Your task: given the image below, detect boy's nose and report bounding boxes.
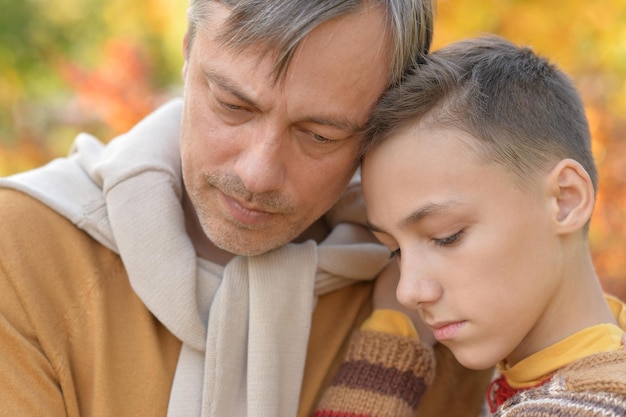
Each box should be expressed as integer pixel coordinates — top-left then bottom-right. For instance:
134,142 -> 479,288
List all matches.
396,256 -> 443,308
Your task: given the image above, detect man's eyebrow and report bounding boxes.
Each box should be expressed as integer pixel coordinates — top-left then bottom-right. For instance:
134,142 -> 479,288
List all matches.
204,69 -> 259,108
304,115 -> 362,133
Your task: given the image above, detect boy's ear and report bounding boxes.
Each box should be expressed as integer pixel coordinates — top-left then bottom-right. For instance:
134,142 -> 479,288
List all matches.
546,158 -> 595,234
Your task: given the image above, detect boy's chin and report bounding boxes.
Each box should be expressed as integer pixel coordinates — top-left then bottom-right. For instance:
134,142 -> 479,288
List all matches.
448,345 -> 500,371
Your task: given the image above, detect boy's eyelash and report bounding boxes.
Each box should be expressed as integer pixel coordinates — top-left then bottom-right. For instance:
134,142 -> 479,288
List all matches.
387,230 -> 465,258
434,230 -> 465,247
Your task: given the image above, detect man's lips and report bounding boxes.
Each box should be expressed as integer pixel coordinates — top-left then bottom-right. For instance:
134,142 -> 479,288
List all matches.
221,192 -> 274,226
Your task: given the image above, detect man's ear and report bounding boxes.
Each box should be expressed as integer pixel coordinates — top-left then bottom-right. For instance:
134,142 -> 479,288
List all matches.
546,158 -> 595,234
182,31 -> 190,82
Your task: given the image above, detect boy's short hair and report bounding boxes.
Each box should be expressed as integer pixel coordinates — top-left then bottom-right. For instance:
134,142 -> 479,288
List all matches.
363,35 -> 598,194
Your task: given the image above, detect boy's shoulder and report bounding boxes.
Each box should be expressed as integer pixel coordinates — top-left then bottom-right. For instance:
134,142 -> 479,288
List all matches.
496,351 -> 626,416
559,350 -> 626,393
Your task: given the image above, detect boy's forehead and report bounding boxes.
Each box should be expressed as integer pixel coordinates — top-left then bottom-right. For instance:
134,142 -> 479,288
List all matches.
370,119 -> 480,157
362,121 -> 544,225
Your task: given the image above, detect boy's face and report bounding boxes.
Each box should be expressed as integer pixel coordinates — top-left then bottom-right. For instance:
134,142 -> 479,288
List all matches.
179,2 -> 392,257
362,122 -> 567,370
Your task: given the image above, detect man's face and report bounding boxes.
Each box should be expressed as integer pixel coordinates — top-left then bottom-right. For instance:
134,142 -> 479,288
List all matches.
363,123 -> 565,370
180,3 -> 391,256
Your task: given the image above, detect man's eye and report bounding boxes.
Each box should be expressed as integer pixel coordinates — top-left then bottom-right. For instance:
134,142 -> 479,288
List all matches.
433,230 -> 464,247
220,101 -> 244,111
311,133 -> 338,144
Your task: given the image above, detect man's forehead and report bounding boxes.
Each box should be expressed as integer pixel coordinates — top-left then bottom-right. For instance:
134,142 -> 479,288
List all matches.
193,3 -> 391,127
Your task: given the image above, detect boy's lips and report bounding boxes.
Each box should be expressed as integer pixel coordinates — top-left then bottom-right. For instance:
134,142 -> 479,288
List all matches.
427,320 -> 466,341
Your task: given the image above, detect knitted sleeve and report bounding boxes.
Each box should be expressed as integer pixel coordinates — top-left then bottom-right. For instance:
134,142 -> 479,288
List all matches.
313,329 -> 436,417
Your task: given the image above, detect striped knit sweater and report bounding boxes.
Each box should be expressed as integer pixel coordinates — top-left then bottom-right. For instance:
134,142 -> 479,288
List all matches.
494,350 -> 626,416
313,330 -> 435,417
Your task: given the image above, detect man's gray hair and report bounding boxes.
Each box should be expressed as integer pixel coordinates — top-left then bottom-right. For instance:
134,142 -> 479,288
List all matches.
186,0 -> 434,85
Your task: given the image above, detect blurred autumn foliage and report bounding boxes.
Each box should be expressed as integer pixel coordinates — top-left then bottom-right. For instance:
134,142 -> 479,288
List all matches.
1,0 -> 625,296
0,0 -> 187,172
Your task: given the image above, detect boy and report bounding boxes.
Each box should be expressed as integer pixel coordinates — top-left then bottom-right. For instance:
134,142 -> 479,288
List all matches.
317,35 -> 626,415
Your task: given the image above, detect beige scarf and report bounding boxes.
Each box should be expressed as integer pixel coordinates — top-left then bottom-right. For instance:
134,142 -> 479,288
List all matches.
0,100 -> 389,417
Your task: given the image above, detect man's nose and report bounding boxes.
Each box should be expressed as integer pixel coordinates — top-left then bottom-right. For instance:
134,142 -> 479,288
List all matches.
234,126 -> 287,194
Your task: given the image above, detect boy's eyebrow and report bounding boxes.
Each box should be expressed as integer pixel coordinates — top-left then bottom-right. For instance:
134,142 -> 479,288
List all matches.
401,201 -> 461,227
366,220 -> 385,233
204,69 -> 361,134
367,200 -> 462,233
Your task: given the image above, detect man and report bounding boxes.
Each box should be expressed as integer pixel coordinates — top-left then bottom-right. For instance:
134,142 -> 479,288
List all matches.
0,1 -> 487,416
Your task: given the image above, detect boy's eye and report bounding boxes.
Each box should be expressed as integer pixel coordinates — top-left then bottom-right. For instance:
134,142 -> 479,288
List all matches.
390,248 -> 401,259
433,230 -> 464,247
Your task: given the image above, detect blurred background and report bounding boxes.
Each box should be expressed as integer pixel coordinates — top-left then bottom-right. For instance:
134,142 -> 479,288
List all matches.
1,0 -> 625,297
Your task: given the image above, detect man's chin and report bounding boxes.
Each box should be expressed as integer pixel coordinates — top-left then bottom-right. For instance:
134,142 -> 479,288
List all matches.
216,242 -> 283,257
210,230 -> 296,257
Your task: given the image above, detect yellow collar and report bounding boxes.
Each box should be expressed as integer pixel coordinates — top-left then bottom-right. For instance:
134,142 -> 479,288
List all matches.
499,295 -> 626,388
